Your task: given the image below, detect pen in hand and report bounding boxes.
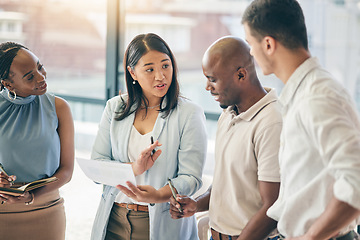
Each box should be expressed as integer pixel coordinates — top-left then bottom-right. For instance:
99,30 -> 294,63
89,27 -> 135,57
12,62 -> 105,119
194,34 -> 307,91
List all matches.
168,178 -> 183,213
0,163 -> 14,185
150,136 -> 156,154
0,163 -> 9,176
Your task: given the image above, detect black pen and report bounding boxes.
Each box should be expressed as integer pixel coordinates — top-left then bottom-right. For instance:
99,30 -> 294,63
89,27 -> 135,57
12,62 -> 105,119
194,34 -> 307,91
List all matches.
0,163 -> 9,176
168,178 -> 183,213
150,136 -> 156,154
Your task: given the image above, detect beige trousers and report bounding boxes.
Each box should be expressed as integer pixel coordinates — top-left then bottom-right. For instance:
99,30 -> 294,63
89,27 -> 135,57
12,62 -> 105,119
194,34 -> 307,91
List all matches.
105,203 -> 150,240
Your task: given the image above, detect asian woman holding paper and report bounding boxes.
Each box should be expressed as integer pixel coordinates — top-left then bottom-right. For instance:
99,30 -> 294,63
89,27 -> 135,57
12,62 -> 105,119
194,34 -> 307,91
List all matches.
90,33 -> 207,240
0,42 -> 74,240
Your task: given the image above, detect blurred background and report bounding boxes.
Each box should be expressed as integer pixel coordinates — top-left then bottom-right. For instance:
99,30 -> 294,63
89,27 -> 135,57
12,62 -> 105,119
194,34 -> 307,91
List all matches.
1,0 -> 360,239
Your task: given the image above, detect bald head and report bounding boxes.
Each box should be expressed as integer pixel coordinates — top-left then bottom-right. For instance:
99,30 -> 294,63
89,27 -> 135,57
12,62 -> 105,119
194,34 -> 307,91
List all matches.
202,36 -> 253,72
203,36 -> 265,112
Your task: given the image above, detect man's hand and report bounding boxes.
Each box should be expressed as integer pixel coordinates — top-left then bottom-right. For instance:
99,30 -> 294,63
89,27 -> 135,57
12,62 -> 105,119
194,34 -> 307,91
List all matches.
170,195 -> 197,219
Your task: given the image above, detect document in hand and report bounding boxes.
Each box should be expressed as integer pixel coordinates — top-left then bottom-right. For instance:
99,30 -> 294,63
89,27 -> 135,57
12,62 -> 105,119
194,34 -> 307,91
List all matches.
0,177 -> 58,196
76,158 -> 136,187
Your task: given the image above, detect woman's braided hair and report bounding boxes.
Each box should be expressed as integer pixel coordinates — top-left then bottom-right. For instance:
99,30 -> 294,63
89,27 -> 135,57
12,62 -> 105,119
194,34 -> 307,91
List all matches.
0,42 -> 28,90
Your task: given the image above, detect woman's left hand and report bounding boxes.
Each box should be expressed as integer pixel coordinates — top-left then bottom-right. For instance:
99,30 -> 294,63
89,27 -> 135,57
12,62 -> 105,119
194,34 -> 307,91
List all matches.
132,140 -> 162,176
117,181 -> 161,203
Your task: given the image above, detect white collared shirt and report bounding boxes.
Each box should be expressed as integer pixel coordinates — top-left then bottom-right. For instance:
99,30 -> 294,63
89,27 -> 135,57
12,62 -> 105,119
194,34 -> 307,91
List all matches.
267,57 -> 360,237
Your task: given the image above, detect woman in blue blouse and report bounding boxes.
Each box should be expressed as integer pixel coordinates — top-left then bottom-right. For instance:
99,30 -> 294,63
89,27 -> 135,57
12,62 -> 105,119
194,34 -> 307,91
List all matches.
90,33 -> 207,240
0,42 -> 74,239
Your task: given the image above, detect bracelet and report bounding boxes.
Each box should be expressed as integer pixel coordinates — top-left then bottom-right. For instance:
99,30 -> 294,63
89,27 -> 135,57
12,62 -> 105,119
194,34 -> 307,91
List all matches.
25,191 -> 34,205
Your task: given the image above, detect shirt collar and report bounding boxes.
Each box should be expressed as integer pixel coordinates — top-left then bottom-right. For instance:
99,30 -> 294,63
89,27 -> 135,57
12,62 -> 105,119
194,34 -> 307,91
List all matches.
226,87 -> 278,122
279,57 -> 320,108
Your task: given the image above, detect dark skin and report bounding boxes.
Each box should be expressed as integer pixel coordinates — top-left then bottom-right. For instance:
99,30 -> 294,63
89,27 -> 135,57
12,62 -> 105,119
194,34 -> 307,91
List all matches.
170,37 -> 280,240
0,48 -> 74,205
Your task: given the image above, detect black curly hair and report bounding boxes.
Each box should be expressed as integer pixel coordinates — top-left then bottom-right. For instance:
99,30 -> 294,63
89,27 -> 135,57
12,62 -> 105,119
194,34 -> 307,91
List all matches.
0,42 -> 28,90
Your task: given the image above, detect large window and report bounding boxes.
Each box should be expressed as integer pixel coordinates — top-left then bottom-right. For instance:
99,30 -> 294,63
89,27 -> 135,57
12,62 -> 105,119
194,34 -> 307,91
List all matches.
1,0 -> 360,239
0,1 -> 107,239
112,0 -> 360,137
0,0 -> 107,123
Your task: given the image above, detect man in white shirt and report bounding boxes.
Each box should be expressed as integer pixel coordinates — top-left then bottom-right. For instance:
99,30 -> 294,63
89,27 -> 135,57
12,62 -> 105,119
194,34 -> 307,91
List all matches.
242,0 -> 360,239
170,36 -> 282,240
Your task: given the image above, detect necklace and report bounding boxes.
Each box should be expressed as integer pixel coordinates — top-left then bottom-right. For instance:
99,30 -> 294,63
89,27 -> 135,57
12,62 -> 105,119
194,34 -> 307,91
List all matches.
141,103 -> 160,109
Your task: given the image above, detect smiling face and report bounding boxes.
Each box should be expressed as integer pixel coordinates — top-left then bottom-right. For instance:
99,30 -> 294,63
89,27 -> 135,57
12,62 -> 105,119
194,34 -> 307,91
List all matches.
4,48 -> 47,97
203,53 -> 239,109
128,50 -> 173,105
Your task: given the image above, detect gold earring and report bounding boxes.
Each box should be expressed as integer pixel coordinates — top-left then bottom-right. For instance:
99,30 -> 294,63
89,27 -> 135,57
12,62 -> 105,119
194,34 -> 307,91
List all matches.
8,90 -> 17,101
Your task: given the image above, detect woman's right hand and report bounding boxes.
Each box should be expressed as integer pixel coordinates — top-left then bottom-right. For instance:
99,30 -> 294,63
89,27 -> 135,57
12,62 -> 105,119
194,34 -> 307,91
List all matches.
0,172 -> 16,188
0,191 -> 33,205
0,172 -> 19,205
132,140 -> 162,176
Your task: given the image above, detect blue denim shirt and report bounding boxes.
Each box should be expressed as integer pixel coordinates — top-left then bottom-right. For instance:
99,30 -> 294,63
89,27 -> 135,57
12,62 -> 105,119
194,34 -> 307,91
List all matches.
90,95 -> 207,240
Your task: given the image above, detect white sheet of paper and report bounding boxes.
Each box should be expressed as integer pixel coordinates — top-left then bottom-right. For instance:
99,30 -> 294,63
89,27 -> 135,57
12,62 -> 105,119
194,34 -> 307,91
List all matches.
76,158 -> 136,187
